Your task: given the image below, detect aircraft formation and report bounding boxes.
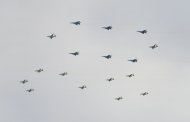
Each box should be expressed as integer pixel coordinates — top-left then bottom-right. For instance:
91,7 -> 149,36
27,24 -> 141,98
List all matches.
19,21 -> 159,101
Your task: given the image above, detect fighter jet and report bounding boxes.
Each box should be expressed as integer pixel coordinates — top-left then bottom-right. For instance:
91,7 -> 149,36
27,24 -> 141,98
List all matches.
141,92 -> 149,96
20,79 -> 28,84
69,52 -> 79,56
71,21 -> 81,25
137,30 -> 147,34
106,78 -> 114,82
126,74 -> 134,78
115,97 -> 123,100
102,55 -> 112,59
78,85 -> 87,89
35,69 -> 43,73
26,89 -> 34,92
149,44 -> 158,49
59,72 -> 68,76
128,59 -> 138,63
102,26 -> 112,30
47,34 -> 56,39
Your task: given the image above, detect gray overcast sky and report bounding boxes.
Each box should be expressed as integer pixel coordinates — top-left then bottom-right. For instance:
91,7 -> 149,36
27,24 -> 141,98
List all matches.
0,0 -> 190,122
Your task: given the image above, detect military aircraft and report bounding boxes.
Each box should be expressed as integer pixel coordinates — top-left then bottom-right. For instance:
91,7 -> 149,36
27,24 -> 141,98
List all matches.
35,69 -> 43,73
126,74 -> 134,78
59,72 -> 68,76
78,85 -> 87,89
141,92 -> 149,96
26,89 -> 34,92
106,78 -> 114,82
69,52 -> 79,56
149,44 -> 158,49
128,59 -> 138,62
102,26 -> 112,30
137,30 -> 147,34
47,34 -> 56,39
20,79 -> 28,84
71,21 -> 81,25
102,55 -> 112,59
115,97 -> 123,100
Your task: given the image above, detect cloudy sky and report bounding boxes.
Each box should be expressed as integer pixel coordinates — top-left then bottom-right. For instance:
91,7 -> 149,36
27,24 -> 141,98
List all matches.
0,0 -> 190,122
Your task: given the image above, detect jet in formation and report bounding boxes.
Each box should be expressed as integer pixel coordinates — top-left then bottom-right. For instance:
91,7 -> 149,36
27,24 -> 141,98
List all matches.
137,30 -> 147,34
126,74 -> 134,78
20,79 -> 28,84
47,34 -> 56,39
69,52 -> 79,56
128,59 -> 138,63
102,26 -> 112,30
102,55 -> 112,59
115,97 -> 123,100
107,78 -> 114,82
26,89 -> 34,92
149,44 -> 158,49
71,21 -> 81,25
59,72 -> 68,76
141,92 -> 149,96
35,69 -> 44,73
79,85 -> 87,89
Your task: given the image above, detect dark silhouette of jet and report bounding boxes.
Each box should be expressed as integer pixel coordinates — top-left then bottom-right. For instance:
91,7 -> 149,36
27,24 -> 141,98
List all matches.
102,26 -> 112,30
78,85 -> 87,89
47,34 -> 56,39
126,74 -> 134,78
69,52 -> 79,56
35,69 -> 43,73
115,97 -> 123,100
106,78 -> 114,82
59,72 -> 68,76
71,21 -> 81,25
141,92 -> 149,96
149,44 -> 158,49
26,89 -> 34,92
137,30 -> 147,34
128,59 -> 138,63
20,79 -> 28,84
102,55 -> 112,59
